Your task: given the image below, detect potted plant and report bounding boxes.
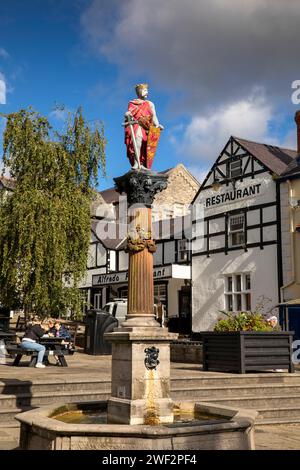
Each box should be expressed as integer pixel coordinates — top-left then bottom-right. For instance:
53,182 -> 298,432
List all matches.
201,311 -> 294,373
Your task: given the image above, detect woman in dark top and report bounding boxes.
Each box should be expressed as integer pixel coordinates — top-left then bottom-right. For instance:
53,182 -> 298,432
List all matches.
21,316 -> 47,368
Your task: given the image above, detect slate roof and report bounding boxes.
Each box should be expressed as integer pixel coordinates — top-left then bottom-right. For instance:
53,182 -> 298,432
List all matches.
234,137 -> 298,176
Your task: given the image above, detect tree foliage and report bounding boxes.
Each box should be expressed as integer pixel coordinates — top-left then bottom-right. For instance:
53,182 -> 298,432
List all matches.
0,107 -> 106,318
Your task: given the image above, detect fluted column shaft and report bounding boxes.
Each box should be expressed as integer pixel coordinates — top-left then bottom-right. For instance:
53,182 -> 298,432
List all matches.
127,207 -> 153,315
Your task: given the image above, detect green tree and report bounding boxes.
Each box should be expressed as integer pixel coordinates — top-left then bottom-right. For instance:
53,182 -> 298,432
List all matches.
0,107 -> 106,318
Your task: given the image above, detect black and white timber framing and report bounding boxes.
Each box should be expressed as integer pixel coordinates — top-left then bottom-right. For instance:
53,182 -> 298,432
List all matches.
192,135 -> 297,332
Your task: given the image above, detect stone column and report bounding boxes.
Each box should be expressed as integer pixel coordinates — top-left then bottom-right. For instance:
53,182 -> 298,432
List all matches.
126,206 -> 156,327
105,169 -> 178,425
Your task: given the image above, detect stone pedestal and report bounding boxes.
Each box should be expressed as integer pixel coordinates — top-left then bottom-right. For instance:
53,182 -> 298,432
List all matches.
105,169 -> 178,425
107,329 -> 177,425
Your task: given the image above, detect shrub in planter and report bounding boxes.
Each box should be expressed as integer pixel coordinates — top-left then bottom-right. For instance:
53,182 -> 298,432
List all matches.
213,311 -> 275,332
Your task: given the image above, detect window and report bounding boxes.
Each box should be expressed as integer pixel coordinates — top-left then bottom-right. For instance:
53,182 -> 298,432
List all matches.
177,239 -> 189,262
229,214 -> 245,247
224,273 -> 251,312
245,274 -> 251,290
118,288 -> 128,299
229,159 -> 242,178
236,274 -> 241,292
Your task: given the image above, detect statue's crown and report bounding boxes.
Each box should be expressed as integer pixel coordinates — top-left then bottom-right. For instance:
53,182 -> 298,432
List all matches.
135,83 -> 148,92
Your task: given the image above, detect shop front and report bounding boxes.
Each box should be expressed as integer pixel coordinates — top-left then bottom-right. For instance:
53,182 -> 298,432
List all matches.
90,264 -> 191,334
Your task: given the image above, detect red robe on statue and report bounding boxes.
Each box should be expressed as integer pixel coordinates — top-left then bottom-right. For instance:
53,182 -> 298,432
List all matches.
125,99 -> 153,168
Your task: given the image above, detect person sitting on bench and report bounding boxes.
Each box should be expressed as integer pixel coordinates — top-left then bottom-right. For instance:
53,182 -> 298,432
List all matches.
21,316 -> 48,368
48,319 -> 72,365
48,319 -> 71,340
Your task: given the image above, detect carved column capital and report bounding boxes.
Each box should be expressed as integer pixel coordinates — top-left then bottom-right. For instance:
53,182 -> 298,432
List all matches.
114,169 -> 168,207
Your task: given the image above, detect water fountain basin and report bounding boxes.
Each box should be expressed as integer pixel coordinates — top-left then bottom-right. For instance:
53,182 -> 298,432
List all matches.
16,400 -> 257,450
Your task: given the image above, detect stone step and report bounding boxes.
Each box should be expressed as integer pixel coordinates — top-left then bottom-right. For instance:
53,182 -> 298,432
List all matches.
203,394 -> 300,409
171,373 -> 300,388
0,378 -> 111,395
171,383 -> 300,399
1,373 -> 300,395
0,389 -> 111,408
256,417 -> 300,426
0,407 -> 32,424
256,406 -> 300,420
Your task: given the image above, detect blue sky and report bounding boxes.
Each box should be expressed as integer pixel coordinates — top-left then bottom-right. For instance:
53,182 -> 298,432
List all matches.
1,0 -> 300,189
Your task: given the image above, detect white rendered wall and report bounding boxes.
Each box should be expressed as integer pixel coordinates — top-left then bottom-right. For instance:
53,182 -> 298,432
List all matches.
192,244 -> 279,331
118,251 -> 129,271
280,182 -> 293,287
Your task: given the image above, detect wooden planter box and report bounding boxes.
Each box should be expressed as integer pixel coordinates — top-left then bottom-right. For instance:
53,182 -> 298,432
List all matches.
201,331 -> 295,374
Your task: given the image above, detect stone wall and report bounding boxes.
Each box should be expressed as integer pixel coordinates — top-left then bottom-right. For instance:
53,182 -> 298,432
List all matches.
153,164 -> 200,218
170,341 -> 202,363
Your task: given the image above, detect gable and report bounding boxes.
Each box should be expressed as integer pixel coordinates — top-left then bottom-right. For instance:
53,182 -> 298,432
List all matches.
154,164 -> 199,207
194,136 -> 268,203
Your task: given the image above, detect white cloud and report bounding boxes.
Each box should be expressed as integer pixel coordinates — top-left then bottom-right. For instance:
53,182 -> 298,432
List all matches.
0,73 -> 6,104
174,88 -> 274,164
81,0 -> 300,181
50,109 -> 67,121
81,0 -> 300,111
49,106 -> 70,121
0,48 -> 9,60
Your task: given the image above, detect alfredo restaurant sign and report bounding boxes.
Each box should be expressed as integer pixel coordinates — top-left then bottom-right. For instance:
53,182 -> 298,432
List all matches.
92,266 -> 171,286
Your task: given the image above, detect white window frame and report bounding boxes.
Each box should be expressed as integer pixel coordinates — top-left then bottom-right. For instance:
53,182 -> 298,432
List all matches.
229,213 -> 245,247
224,273 -> 251,312
178,239 -> 189,262
229,159 -> 242,178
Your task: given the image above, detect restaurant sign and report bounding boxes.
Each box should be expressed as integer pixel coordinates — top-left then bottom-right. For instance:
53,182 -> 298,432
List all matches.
92,266 -> 172,286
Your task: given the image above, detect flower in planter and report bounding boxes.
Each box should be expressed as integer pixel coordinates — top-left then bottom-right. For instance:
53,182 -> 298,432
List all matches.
214,310 -> 277,332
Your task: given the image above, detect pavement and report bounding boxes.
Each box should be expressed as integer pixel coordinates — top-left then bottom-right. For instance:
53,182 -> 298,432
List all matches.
1,351 -> 300,451
255,424 -> 300,450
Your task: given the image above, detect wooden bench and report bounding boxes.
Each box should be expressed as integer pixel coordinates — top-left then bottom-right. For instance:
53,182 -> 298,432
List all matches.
5,341 -> 74,367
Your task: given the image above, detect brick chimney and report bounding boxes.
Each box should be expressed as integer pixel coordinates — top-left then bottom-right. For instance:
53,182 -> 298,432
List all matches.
295,110 -> 300,155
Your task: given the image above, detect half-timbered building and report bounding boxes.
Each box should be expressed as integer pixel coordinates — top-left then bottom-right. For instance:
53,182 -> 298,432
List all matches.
192,134 -> 299,332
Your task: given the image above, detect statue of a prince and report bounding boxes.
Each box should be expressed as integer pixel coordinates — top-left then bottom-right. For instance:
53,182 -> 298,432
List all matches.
124,83 -> 164,170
